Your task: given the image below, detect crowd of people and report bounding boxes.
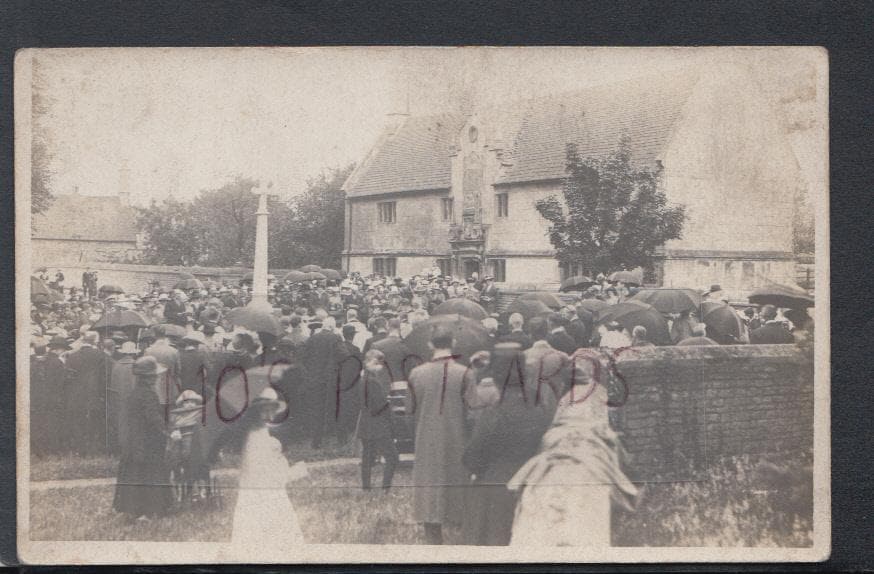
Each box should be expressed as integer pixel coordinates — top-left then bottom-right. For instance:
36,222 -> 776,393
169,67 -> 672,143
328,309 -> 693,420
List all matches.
29,265 -> 813,541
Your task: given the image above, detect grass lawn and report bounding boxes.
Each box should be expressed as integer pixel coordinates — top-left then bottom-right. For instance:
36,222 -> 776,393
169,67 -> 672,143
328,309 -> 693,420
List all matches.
30,463 -> 459,544
29,450 -> 812,547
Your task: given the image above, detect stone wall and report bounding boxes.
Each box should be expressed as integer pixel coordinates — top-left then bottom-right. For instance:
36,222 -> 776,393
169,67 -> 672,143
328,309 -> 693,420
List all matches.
609,344 -> 814,482
32,262 -> 293,295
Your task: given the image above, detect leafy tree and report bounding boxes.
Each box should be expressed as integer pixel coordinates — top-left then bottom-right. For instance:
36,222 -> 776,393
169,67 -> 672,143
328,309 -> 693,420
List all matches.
271,164 -> 355,269
31,57 -> 55,215
135,166 -> 354,269
535,138 -> 686,276
191,177 -> 259,266
135,198 -> 205,266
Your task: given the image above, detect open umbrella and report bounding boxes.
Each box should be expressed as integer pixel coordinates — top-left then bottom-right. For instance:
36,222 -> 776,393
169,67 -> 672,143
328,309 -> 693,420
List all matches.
98,284 -> 125,296
596,300 -> 671,345
153,323 -> 187,339
91,309 -> 149,330
305,271 -> 327,281
173,278 -> 204,291
320,268 -> 342,281
299,264 -> 322,273
560,275 -> 596,292
630,288 -> 702,314
506,298 -> 552,320
748,283 -> 813,309
700,301 -> 745,345
578,298 -> 610,314
283,270 -> 308,283
608,269 -> 643,285
432,298 -> 488,321
178,272 -> 196,279
516,291 -> 564,310
226,302 -> 283,337
404,313 -> 491,365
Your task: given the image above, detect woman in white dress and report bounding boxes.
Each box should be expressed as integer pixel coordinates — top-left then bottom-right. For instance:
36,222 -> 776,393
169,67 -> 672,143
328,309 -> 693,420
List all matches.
231,387 -> 306,548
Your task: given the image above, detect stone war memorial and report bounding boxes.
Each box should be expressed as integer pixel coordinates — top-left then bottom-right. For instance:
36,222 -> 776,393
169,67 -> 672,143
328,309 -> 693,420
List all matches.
16,47 -> 827,565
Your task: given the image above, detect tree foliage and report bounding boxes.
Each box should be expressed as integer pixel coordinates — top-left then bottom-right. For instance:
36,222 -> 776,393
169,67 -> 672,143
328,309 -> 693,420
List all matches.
31,57 -> 55,215
535,138 -> 687,276
135,166 -> 354,269
270,164 -> 354,270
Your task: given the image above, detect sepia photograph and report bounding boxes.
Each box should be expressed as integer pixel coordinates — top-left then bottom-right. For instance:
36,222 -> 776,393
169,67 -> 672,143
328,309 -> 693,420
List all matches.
15,46 -> 829,564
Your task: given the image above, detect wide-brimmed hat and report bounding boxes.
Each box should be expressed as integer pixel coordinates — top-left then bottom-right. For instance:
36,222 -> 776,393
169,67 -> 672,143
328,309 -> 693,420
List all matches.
181,330 -> 206,345
47,335 -> 71,350
132,356 -> 167,377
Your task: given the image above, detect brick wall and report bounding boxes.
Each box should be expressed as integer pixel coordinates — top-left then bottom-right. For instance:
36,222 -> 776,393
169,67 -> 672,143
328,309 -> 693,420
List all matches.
610,344 -> 814,482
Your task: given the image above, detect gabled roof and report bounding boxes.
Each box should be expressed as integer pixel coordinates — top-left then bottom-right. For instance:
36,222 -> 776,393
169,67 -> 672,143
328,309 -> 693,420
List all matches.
345,70 -> 702,197
344,113 -> 466,198
32,194 -> 138,242
497,71 -> 699,184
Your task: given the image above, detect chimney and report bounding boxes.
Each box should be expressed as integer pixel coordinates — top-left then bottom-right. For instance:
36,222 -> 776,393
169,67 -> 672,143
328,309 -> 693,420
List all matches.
118,163 -> 131,206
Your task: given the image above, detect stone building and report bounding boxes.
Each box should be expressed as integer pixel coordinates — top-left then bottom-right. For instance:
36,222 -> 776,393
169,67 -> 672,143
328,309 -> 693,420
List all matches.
31,192 -> 142,269
342,66 -> 802,297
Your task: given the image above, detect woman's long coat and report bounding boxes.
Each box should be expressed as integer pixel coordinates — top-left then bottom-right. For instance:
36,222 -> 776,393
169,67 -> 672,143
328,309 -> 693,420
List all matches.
113,379 -> 172,516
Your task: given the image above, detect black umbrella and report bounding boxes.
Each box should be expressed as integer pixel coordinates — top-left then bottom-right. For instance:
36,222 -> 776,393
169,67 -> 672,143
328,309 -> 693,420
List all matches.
283,270 -> 308,283
506,298 -> 552,320
560,275 -> 596,292
608,269 -> 643,285
516,291 -> 564,310
98,284 -> 125,296
305,271 -> 327,281
299,264 -> 322,273
578,298 -> 610,314
226,302 -> 283,337
404,314 -> 491,366
431,298 -> 488,320
320,269 -> 342,281
91,309 -> 149,330
597,300 -> 671,345
178,272 -> 196,280
748,283 -> 813,309
700,301 -> 745,345
631,288 -> 702,314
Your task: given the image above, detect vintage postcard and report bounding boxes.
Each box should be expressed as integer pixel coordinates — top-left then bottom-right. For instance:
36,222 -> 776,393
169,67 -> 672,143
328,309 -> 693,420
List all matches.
15,46 -> 829,564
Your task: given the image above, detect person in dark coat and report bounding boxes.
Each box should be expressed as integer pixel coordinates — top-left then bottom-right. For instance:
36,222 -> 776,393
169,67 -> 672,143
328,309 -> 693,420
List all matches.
30,336 -> 70,456
357,349 -> 399,490
162,291 -> 189,326
113,356 -> 172,519
479,275 -> 499,315
362,316 -> 388,354
179,331 -> 210,398
336,325 -> 364,441
370,318 -> 412,381
497,312 -> 532,350
302,322 -> 351,448
749,305 -> 795,344
107,341 -> 139,455
546,313 -> 578,355
64,331 -> 114,454
562,306 -> 591,348
462,345 -> 554,545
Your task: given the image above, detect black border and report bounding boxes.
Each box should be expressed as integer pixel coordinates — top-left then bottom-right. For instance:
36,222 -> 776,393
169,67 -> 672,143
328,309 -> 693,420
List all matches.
2,1 -> 872,571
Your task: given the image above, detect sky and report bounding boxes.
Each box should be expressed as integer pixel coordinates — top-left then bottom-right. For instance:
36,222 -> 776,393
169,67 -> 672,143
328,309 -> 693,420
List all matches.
28,47 -> 826,206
